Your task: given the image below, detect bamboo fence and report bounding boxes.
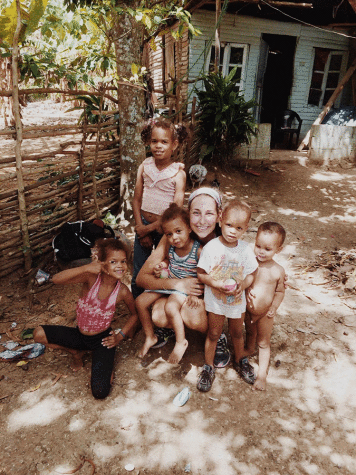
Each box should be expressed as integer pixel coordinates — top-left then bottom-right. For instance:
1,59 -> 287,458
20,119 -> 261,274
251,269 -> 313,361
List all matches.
0,88 -> 121,278
0,47 -> 198,279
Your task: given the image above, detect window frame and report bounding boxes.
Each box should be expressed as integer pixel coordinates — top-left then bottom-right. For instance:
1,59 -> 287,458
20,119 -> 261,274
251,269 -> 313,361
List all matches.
308,48 -> 348,108
205,42 -> 249,91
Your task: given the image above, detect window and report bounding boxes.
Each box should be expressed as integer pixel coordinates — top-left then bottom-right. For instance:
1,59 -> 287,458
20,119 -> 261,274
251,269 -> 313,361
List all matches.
206,43 -> 248,91
308,48 -> 347,107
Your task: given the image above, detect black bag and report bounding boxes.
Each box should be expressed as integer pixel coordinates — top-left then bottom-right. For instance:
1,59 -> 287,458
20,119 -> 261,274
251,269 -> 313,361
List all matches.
52,220 -> 115,262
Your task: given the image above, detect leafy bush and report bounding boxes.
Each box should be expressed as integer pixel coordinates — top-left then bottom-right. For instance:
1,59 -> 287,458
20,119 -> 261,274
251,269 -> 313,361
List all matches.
195,67 -> 256,167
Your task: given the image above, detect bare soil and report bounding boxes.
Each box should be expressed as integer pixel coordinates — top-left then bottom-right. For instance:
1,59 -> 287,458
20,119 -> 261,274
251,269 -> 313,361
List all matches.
1,103 -> 356,475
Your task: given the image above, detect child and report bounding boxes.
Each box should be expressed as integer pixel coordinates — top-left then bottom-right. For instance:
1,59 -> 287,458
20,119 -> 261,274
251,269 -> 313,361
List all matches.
137,203 -> 202,363
131,117 -> 187,299
196,200 -> 258,392
33,238 -> 138,399
245,222 -> 286,391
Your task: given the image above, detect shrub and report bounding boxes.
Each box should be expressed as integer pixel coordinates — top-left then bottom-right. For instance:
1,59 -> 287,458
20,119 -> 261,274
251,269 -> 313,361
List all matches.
195,66 -> 256,167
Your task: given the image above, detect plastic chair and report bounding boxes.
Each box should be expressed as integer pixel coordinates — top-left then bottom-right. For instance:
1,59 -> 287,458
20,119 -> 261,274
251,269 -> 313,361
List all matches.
272,109 -> 303,149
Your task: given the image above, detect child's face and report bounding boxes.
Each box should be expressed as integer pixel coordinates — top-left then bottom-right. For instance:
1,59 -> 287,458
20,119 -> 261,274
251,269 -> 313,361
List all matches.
219,208 -> 249,246
162,217 -> 191,249
102,249 -> 128,280
150,127 -> 178,162
254,231 -> 282,263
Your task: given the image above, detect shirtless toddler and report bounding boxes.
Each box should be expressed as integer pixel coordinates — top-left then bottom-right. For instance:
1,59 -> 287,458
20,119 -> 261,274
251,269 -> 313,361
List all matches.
245,222 -> 286,391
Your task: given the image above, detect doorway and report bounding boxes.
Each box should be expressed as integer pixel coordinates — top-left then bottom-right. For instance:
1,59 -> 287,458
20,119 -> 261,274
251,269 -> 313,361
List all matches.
258,34 -> 297,129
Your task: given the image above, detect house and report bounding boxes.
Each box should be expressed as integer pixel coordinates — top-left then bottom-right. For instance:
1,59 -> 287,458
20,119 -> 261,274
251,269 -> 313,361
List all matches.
145,0 -> 356,151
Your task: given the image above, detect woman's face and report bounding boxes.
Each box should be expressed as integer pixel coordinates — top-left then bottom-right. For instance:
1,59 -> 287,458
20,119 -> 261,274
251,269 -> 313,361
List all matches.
189,195 -> 219,243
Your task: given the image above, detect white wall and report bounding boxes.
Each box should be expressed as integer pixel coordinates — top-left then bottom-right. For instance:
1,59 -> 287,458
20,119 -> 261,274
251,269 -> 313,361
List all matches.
188,11 -> 351,138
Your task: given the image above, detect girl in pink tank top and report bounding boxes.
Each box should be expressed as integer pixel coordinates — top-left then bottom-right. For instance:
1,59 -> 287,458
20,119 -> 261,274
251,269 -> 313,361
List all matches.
131,117 -> 188,299
33,238 -> 138,399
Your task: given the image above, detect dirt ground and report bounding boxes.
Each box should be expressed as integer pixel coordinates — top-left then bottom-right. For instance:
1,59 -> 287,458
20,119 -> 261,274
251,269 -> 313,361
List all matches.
1,104 -> 356,475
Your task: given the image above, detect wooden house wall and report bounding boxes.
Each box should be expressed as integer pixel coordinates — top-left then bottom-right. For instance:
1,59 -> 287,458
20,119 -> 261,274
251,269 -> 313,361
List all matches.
188,11 -> 351,137
145,28 -> 190,115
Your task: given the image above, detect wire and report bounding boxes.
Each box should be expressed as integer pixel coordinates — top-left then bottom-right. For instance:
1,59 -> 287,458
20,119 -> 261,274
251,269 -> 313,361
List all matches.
260,0 -> 356,39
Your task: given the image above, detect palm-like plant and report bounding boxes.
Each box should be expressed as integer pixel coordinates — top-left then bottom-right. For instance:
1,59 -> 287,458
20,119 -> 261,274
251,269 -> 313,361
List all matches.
195,66 -> 256,167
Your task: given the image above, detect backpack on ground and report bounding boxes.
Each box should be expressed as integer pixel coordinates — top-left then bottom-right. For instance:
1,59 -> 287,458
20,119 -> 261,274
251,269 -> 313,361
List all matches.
52,219 -> 115,263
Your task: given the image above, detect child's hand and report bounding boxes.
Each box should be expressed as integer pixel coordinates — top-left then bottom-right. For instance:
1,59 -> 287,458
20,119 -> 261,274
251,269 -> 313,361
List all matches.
85,261 -> 103,275
139,235 -> 153,250
102,331 -> 122,349
154,261 -> 168,278
135,223 -> 149,239
266,308 -> 276,319
185,295 -> 201,309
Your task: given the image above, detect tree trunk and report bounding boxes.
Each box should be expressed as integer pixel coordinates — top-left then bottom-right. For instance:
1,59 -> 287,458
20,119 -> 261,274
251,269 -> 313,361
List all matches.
113,5 -> 146,227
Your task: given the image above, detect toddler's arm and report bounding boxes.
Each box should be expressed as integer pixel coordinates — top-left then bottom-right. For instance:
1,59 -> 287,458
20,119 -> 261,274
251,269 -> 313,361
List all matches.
52,261 -> 102,285
197,268 -> 226,292
266,268 -> 286,318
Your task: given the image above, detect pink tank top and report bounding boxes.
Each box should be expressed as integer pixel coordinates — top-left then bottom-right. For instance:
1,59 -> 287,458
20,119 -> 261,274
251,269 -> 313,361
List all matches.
141,157 -> 183,216
76,274 -> 121,333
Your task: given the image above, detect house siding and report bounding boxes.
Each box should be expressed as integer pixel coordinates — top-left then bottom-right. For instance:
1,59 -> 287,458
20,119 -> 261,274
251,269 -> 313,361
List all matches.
188,11 -> 351,137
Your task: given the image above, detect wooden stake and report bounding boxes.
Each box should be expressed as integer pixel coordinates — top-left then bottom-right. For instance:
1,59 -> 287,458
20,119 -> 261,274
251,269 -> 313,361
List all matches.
12,0 -> 31,271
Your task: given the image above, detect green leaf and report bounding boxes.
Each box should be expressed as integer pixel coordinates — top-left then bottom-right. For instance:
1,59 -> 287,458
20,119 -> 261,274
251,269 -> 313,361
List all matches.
30,62 -> 39,77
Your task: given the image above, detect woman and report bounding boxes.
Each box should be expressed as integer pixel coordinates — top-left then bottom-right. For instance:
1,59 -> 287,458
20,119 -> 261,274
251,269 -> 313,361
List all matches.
136,187 -> 239,369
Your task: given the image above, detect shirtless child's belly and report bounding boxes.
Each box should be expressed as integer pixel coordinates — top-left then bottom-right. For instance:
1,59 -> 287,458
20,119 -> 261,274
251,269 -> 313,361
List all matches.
247,272 -> 277,318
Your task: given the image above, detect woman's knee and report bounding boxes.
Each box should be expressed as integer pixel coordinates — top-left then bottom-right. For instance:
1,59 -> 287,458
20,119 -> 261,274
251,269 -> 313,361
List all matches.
33,326 -> 48,344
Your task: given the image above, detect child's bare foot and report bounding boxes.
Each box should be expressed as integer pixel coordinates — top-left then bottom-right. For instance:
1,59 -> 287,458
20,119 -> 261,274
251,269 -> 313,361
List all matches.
138,335 -> 158,358
168,339 -> 188,364
252,374 -> 267,391
70,351 -> 84,372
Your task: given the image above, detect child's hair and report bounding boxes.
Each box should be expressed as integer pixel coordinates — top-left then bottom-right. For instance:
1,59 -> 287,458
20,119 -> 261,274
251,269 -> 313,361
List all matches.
93,238 -> 129,262
161,203 -> 190,230
257,222 -> 286,246
141,117 -> 189,145
222,200 -> 251,221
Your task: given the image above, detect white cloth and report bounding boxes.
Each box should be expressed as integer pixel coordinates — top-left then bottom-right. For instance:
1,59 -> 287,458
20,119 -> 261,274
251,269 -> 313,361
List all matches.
198,237 -> 258,318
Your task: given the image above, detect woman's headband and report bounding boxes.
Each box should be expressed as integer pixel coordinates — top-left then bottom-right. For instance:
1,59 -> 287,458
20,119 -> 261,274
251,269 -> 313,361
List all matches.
188,187 -> 222,208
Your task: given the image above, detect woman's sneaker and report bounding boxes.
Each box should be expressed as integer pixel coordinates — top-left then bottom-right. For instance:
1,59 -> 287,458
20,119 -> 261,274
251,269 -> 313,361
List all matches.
213,333 -> 231,368
151,328 -> 175,349
197,364 -> 215,392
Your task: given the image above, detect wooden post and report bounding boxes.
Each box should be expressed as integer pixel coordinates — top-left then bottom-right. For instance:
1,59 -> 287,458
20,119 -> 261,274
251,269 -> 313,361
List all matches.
13,0 -> 32,271
214,0 -> 221,73
78,116 -> 87,220
92,87 -> 105,218
298,58 -> 356,151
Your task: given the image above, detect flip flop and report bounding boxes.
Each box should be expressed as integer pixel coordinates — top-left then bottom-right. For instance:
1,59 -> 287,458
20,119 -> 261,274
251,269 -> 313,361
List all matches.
0,343 -> 45,362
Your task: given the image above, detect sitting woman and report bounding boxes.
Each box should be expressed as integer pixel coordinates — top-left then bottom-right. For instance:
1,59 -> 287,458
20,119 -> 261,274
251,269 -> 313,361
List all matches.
136,187 -> 246,370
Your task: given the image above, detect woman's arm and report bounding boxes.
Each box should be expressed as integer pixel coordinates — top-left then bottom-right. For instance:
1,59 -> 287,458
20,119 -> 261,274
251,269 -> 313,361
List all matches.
136,236 -> 204,296
52,261 -> 101,285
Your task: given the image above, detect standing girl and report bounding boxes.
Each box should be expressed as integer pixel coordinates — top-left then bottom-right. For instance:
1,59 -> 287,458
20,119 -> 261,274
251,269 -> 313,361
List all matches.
137,203 -> 202,363
33,238 -> 138,400
131,117 -> 187,299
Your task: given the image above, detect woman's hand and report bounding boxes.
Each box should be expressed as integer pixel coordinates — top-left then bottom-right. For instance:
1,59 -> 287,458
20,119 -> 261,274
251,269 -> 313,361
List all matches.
175,278 -> 204,296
